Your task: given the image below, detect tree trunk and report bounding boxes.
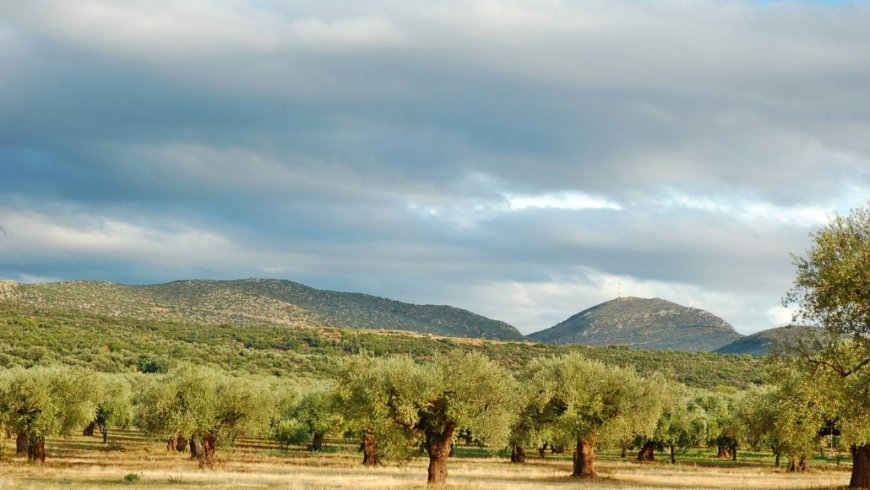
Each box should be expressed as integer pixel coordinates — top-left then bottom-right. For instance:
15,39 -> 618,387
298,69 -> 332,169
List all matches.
27,438 -> 45,462
510,445 -> 526,463
799,454 -> 809,472
425,425 -> 454,484
670,444 -> 676,464
98,422 -> 108,444
16,432 -> 27,455
717,444 -> 732,459
775,452 -> 781,468
199,435 -> 217,469
362,433 -> 380,466
620,445 -> 626,458
311,432 -> 324,452
571,438 -> 596,477
538,443 -> 547,459
731,443 -> 737,462
189,437 -> 201,460
637,440 -> 656,461
787,457 -> 797,472
851,444 -> 870,489
83,421 -> 96,437
176,434 -> 188,452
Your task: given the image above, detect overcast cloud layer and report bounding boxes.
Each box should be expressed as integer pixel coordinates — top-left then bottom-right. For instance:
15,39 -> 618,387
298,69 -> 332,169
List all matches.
2,0 -> 869,335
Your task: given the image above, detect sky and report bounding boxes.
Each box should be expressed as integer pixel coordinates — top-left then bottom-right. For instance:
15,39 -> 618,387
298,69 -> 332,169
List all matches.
1,0 -> 869,335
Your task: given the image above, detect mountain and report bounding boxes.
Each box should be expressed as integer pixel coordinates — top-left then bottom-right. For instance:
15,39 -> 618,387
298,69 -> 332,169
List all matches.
714,325 -> 823,356
0,278 -> 523,340
526,297 -> 742,352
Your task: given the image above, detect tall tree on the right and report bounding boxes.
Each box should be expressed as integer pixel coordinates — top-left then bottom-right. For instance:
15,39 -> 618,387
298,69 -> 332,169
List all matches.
785,205 -> 870,489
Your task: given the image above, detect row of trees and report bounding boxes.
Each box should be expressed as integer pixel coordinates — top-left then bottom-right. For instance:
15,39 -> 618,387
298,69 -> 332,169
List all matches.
0,353 -> 834,484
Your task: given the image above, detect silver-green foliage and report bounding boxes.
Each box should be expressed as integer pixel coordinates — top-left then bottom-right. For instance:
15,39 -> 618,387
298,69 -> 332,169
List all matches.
0,366 -> 96,446
334,351 -> 518,461
135,365 -> 273,445
523,353 -> 665,448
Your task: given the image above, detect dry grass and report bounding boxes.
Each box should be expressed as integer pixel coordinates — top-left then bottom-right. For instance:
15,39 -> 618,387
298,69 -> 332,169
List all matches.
0,431 -> 852,489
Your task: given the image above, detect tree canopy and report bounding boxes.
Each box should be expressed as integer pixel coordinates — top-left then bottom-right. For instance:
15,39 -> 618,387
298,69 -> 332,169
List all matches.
523,353 -> 666,477
334,351 -> 517,484
785,204 -> 870,488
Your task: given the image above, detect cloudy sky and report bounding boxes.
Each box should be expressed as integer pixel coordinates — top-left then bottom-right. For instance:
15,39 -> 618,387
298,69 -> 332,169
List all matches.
1,0 -> 869,335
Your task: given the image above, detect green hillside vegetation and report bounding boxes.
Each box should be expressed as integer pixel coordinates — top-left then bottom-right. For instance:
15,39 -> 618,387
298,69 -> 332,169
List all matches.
0,304 -> 761,389
528,297 -> 742,352
714,325 -> 823,356
0,278 -> 523,341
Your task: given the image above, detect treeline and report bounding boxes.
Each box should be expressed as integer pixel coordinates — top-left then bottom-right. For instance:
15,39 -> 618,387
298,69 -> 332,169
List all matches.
0,350 -> 838,484
0,304 -> 761,389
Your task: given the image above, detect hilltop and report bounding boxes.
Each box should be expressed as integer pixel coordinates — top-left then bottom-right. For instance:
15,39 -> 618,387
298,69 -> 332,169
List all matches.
527,297 -> 742,352
0,278 -> 523,341
714,325 -> 823,356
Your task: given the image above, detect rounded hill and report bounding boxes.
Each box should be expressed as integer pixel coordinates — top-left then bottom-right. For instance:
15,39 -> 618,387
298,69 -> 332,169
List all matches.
527,297 -> 742,352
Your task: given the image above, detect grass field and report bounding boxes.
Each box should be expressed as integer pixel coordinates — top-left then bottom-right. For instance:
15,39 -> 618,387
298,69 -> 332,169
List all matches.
0,431 -> 854,489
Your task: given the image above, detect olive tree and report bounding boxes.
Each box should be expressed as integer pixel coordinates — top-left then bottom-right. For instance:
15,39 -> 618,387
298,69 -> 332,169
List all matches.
335,351 -> 517,484
744,362 -> 824,470
136,365 -> 272,468
638,384 -> 706,464
524,353 -> 666,477
0,366 -> 96,462
273,383 -> 342,451
785,205 -> 870,488
694,390 -> 746,461
89,374 -> 133,444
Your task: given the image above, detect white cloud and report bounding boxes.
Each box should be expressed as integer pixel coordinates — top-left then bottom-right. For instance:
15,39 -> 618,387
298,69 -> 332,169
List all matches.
654,190 -> 861,227
766,305 -> 797,326
290,16 -> 403,47
505,192 -> 622,211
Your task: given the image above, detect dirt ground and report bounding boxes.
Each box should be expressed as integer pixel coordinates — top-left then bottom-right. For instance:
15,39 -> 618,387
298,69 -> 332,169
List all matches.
0,431 -> 852,489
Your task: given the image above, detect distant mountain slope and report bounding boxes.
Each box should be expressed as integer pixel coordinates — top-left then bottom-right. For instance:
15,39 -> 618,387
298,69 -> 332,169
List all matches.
527,297 -> 742,352
714,325 -> 822,356
0,278 -> 523,340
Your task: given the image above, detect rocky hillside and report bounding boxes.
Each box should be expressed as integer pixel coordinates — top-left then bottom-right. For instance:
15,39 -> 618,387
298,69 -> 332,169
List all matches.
0,278 -> 524,340
526,297 -> 742,352
714,325 -> 822,356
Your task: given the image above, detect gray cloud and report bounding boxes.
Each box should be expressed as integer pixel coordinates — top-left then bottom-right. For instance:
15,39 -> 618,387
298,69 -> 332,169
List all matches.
1,0 -> 869,334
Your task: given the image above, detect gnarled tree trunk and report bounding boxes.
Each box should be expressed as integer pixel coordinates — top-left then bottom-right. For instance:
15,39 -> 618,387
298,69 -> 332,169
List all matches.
175,434 -> 188,452
787,457 -> 797,472
538,443 -> 547,459
510,445 -> 526,463
311,432 -> 324,452
362,432 -> 380,466
16,432 -> 27,455
716,444 -> 732,459
83,421 -> 96,437
775,452 -> 781,467
189,437 -> 201,460
27,438 -> 45,462
199,435 -> 217,469
669,444 -> 676,464
425,425 -> 455,484
851,444 -> 870,489
637,440 -> 656,461
571,438 -> 596,477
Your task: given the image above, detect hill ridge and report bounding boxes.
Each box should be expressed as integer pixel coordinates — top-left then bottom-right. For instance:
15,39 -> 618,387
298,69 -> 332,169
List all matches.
0,278 -> 523,340
714,325 -> 822,356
